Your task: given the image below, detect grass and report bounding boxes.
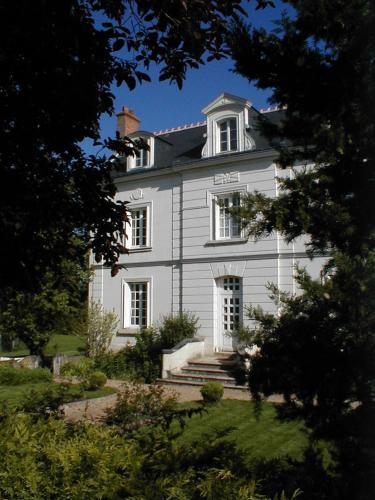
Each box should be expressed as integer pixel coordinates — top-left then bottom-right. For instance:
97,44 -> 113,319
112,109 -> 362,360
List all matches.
0,334 -> 85,357
0,382 -> 115,409
172,400 -> 309,464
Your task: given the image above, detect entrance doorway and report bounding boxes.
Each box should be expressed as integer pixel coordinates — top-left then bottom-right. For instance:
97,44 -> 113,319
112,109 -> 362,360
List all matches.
216,276 -> 242,351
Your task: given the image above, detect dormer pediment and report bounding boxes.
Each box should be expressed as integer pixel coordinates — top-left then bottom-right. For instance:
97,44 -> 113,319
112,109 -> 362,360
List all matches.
202,93 -> 251,115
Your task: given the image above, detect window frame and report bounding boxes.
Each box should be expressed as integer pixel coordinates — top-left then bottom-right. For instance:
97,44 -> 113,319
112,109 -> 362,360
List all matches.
205,186 -> 249,246
217,117 -> 238,153
122,278 -> 152,330
214,192 -> 243,240
214,192 -> 243,241
134,145 -> 149,168
127,202 -> 152,251
127,135 -> 154,170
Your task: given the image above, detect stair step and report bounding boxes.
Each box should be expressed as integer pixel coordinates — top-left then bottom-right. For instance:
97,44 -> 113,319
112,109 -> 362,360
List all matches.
157,378 -> 247,391
170,373 -> 237,384
187,361 -> 236,370
181,366 -> 233,376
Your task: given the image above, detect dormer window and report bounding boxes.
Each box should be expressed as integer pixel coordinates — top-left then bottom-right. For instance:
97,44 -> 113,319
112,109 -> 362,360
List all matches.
126,133 -> 155,170
201,93 -> 256,158
219,118 -> 238,153
135,145 -> 149,168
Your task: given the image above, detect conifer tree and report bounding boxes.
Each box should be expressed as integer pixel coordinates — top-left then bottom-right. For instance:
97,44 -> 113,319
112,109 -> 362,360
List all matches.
229,1 -> 375,496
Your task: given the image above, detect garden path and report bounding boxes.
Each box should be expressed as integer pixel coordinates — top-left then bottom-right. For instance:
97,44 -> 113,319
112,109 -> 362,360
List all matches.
63,379 -> 283,423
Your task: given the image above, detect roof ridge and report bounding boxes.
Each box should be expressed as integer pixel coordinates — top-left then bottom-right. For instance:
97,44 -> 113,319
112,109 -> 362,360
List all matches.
154,120 -> 206,136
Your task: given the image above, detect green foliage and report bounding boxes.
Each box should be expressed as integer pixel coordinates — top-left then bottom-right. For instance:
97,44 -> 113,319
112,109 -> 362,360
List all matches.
0,334 -> 86,357
0,239 -> 91,355
124,327 -> 162,382
85,371 -> 107,391
0,413 -> 135,499
227,1 -> 375,497
85,300 -> 119,358
105,382 -> 179,432
60,358 -> 95,379
60,358 -> 108,390
0,410 -> 306,500
159,311 -> 199,349
0,273 -> 85,355
0,0 -> 247,359
0,381 -> 115,411
236,257 -> 375,497
121,313 -> 200,382
0,0 -> 247,295
0,365 -> 52,385
17,383 -> 83,418
93,349 -> 134,380
201,381 -> 224,404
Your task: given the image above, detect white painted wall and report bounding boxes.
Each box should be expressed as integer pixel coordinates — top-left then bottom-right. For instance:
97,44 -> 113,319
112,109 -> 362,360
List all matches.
90,123 -> 327,352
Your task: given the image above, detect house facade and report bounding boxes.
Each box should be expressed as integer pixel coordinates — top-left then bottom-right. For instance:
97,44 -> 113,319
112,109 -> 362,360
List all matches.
90,93 -> 325,353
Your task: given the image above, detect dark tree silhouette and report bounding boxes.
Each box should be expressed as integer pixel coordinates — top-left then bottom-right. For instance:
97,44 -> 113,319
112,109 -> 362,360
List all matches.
228,1 -> 375,497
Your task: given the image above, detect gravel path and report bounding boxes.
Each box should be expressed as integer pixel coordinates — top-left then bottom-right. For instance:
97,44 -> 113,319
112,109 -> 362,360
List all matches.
63,379 -> 283,423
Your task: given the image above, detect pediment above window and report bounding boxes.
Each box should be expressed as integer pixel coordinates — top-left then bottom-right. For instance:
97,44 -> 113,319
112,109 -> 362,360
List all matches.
201,93 -> 256,158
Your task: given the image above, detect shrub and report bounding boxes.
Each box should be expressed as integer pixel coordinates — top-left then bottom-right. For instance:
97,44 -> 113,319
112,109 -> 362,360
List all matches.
85,300 -> 119,358
93,349 -> 135,380
91,314 -> 200,384
0,365 -> 52,385
200,382 -> 224,404
0,413 -> 135,499
105,382 -> 178,432
17,383 -> 83,418
159,312 -> 199,349
60,357 -> 94,378
124,327 -> 162,383
0,412 -> 311,499
85,371 -> 107,391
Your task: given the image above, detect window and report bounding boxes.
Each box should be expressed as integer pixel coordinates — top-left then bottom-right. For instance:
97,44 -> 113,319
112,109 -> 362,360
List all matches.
127,135 -> 154,169
130,207 -> 148,248
129,282 -> 148,327
122,279 -> 151,329
219,118 -> 237,152
135,146 -> 149,168
215,193 -> 241,239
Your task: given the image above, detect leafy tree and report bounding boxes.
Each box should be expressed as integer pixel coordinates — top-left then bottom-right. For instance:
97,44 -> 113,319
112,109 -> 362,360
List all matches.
0,0 -> 247,292
228,0 -> 375,497
0,237 -> 91,354
0,0 -> 250,353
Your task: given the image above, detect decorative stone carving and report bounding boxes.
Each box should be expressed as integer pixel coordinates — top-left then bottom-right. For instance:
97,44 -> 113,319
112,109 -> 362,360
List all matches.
130,188 -> 144,201
201,140 -> 208,158
244,130 -> 256,150
210,262 -> 246,279
214,172 -> 240,185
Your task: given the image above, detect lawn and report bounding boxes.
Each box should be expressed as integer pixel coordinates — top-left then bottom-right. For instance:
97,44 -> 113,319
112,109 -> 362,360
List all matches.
0,334 -> 85,357
0,382 -> 115,409
172,400 -> 309,463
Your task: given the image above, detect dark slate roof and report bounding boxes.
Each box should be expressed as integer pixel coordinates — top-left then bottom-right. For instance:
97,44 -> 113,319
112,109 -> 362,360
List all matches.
155,125 -> 206,168
113,108 -> 285,178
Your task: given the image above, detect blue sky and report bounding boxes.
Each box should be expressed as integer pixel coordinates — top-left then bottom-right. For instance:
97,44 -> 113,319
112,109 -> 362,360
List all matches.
85,2 -> 291,154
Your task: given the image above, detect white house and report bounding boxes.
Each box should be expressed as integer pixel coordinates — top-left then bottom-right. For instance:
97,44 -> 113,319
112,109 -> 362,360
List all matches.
90,93 -> 325,354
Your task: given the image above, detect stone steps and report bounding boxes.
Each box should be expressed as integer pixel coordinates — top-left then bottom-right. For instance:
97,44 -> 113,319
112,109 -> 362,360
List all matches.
158,353 -> 247,390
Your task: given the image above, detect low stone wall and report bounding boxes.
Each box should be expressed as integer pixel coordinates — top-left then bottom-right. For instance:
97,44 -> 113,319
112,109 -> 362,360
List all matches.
162,337 -> 205,378
19,355 -> 42,369
53,354 -> 82,375
0,355 -> 42,368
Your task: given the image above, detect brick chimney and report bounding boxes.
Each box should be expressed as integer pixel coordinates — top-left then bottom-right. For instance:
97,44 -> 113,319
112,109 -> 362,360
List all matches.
116,106 -> 140,137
